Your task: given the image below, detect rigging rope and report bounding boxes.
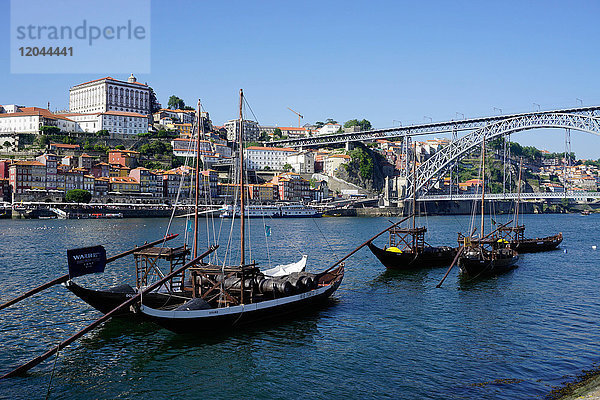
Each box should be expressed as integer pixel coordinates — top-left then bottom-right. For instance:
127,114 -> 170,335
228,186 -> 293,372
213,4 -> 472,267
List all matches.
45,343 -> 60,400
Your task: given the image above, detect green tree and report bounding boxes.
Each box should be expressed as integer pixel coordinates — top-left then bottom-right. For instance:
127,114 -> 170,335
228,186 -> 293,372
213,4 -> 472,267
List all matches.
66,189 -> 92,203
325,118 -> 338,125
139,141 -> 172,156
94,144 -> 109,153
167,95 -> 185,110
315,121 -> 325,129
283,163 -> 293,172
149,87 -> 161,113
348,148 -> 374,179
36,135 -> 50,146
96,129 -> 110,137
344,119 -> 372,131
156,128 -> 177,138
115,144 -> 125,150
39,126 -> 60,135
259,131 -> 269,141
143,161 -> 165,170
273,128 -> 283,139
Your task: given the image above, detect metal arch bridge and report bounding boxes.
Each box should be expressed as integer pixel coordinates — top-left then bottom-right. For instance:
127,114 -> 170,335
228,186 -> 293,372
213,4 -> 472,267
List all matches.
408,111 -> 600,199
418,192 -> 600,202
266,106 -> 600,148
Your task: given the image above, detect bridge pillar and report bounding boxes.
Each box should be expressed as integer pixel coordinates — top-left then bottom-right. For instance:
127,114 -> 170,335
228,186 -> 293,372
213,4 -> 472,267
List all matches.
345,141 -> 354,151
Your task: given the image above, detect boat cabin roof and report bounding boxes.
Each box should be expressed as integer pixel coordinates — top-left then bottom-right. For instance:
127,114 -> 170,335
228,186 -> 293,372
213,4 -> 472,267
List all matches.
133,246 -> 190,259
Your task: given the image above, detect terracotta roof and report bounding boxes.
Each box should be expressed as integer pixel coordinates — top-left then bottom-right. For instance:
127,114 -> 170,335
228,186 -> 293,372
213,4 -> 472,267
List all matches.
109,149 -> 140,155
0,107 -> 74,121
278,127 -> 307,131
101,110 -> 147,118
14,161 -> 44,166
158,108 -> 195,113
110,177 -> 139,183
328,154 -> 351,159
73,76 -> 148,88
55,112 -> 97,117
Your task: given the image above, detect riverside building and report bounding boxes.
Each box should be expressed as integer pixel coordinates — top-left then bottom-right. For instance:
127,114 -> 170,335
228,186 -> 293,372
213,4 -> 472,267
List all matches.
69,74 -> 157,117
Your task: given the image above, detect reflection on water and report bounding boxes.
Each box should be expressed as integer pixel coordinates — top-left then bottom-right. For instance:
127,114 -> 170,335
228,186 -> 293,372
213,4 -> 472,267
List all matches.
0,215 -> 600,399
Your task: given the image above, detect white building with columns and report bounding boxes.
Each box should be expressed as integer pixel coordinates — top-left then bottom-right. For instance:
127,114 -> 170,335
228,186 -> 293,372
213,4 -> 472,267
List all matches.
69,74 -> 153,116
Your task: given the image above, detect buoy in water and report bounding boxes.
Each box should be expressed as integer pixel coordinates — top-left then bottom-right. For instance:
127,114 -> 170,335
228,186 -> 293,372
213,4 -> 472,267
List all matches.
593,245 -> 597,250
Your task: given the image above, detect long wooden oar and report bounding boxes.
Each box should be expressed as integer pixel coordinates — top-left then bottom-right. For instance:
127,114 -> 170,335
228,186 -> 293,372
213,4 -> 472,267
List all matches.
323,215 -> 412,274
0,234 -> 179,311
436,245 -> 464,288
1,245 -> 218,379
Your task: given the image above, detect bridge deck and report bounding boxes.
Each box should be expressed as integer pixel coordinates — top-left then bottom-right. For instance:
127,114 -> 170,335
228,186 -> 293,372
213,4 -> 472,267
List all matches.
268,106 -> 600,148
417,192 -> 600,201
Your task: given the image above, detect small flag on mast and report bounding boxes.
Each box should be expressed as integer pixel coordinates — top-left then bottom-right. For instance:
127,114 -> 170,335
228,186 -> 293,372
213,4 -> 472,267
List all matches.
265,225 -> 272,237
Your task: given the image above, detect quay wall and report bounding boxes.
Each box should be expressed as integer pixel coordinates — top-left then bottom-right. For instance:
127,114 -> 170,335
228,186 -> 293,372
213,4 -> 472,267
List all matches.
356,201 -> 539,217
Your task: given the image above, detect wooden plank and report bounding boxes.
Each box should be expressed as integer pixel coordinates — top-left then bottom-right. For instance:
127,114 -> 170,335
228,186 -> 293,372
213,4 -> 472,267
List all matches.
436,246 -> 465,288
323,215 -> 412,274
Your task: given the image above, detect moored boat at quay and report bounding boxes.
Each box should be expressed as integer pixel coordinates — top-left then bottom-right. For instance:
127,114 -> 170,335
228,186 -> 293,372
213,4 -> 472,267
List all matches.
219,203 -> 321,218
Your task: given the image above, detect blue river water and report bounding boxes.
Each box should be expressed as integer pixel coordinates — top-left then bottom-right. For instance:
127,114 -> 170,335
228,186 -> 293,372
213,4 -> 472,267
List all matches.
0,213 -> 599,399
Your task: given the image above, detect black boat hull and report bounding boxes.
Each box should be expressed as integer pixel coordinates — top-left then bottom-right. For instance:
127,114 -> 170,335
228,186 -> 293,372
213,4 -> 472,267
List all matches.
367,242 -> 457,270
140,267 -> 344,333
510,233 -> 562,253
458,251 -> 519,278
65,281 -> 189,316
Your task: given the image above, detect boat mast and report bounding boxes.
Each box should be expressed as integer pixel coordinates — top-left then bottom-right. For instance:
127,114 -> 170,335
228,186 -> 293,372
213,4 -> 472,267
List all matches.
480,138 -> 486,238
193,99 -> 202,258
515,157 -> 523,228
238,89 -> 246,266
411,138 -> 417,233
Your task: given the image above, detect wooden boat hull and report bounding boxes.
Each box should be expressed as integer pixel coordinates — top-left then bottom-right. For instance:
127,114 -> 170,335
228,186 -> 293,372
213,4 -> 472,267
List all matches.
140,266 -> 344,333
367,242 -> 457,270
510,233 -> 562,253
458,250 -> 519,278
65,280 -> 189,316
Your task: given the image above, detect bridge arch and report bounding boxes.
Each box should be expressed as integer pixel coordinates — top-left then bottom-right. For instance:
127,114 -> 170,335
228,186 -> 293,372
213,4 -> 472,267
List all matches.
411,112 -> 600,197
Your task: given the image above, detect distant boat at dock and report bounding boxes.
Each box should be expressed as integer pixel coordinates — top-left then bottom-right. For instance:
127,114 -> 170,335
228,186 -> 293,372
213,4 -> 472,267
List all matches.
219,203 -> 321,218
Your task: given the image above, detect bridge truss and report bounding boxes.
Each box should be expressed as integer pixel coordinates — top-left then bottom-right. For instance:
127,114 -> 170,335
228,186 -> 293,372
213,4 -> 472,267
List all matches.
267,106 -> 600,148
408,112 -> 600,199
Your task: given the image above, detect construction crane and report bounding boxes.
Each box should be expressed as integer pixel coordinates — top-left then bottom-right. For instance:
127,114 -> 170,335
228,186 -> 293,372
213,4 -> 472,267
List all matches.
287,107 -> 304,127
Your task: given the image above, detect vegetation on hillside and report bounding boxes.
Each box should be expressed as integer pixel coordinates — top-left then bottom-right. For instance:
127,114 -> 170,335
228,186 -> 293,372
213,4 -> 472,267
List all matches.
66,189 -> 92,203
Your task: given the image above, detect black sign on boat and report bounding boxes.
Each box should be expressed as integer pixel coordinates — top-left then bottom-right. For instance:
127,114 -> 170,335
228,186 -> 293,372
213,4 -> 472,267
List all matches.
67,245 -> 107,279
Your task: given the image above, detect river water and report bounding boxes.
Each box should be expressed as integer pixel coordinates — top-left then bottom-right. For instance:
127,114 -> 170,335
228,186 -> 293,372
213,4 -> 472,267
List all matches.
0,213 -> 599,399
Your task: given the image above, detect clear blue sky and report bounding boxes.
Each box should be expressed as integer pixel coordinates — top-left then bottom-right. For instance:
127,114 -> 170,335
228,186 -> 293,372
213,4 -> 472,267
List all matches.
1,0 -> 600,158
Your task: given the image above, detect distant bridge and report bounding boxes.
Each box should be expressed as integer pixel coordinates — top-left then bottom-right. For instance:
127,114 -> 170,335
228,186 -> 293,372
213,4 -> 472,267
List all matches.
419,192 -> 600,202
410,111 -> 600,198
266,105 -> 600,201
267,106 -> 600,148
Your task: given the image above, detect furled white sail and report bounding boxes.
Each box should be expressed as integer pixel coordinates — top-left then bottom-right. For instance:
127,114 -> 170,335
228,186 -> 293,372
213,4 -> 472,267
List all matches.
263,255 -> 307,277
